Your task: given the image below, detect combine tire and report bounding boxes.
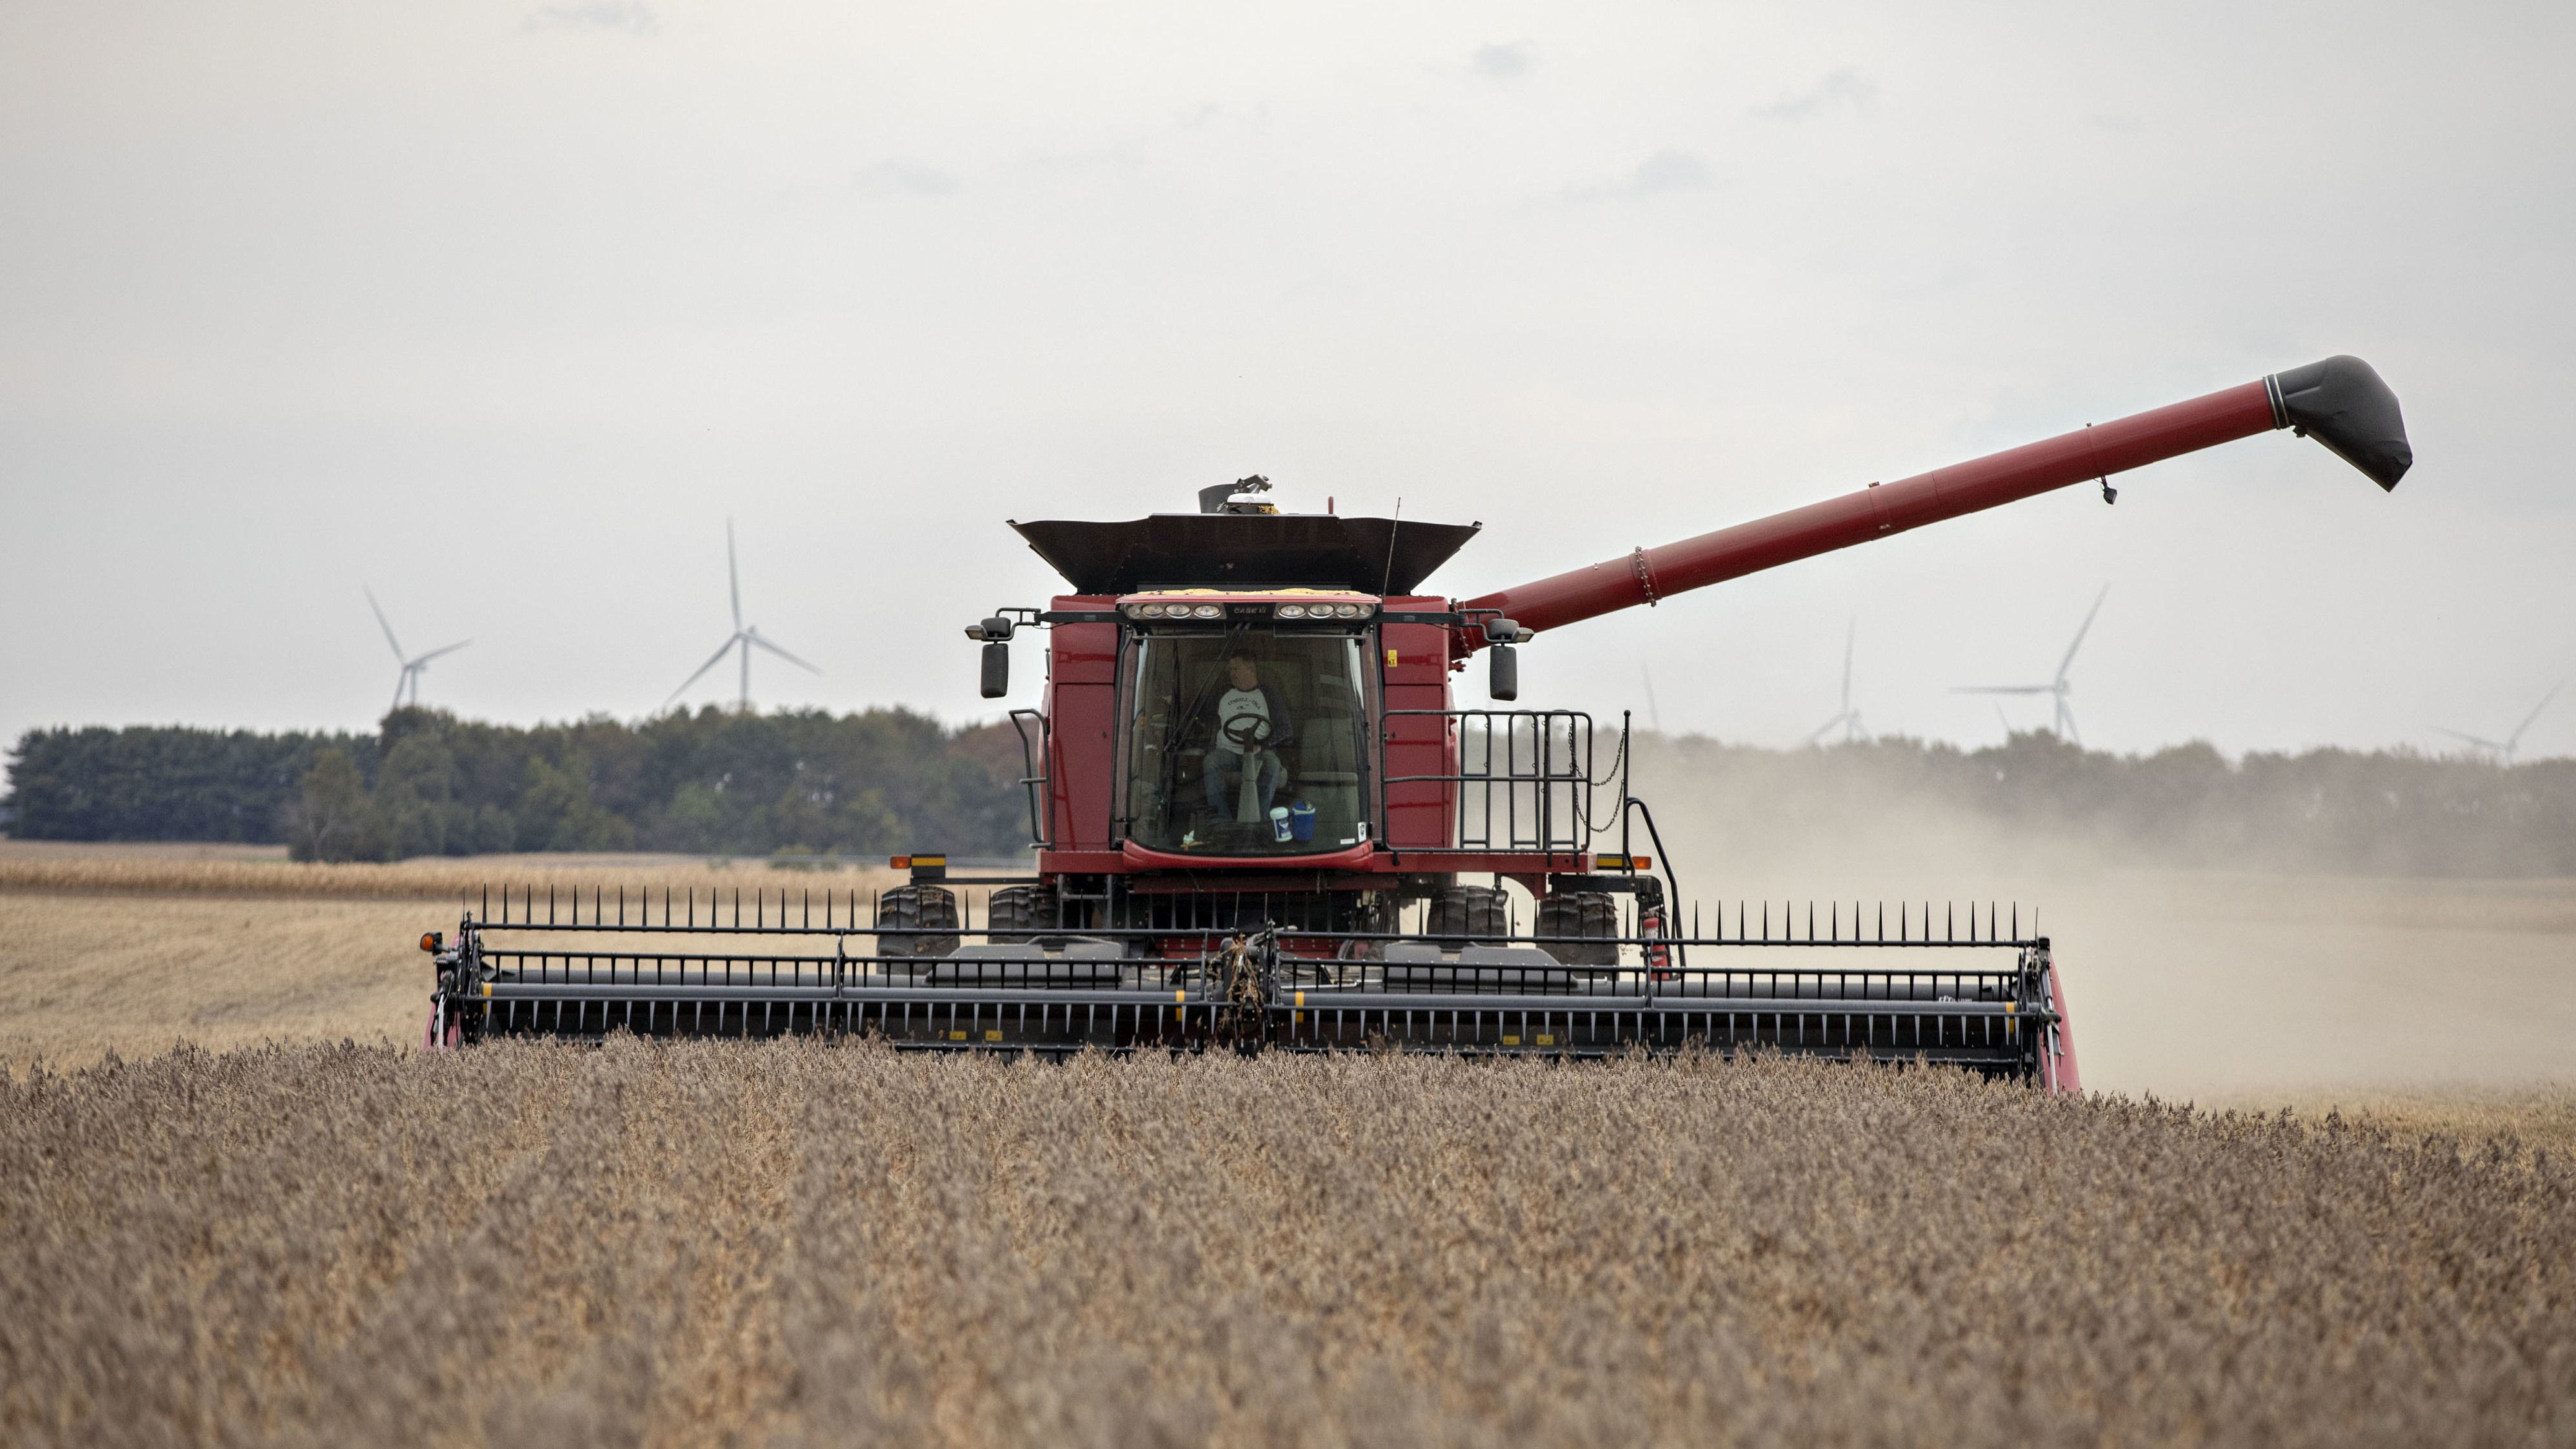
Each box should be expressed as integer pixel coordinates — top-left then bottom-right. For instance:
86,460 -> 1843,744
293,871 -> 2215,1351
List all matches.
986,884 -> 1058,943
1426,885 -> 1509,946
877,885 -> 959,958
1535,892 -> 1620,967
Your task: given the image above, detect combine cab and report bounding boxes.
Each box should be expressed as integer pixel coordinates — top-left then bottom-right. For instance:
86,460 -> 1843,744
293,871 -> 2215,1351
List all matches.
426,356 -> 2411,1088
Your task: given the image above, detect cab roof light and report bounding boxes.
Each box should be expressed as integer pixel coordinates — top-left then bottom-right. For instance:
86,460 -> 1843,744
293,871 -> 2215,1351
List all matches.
1120,594 -> 1377,621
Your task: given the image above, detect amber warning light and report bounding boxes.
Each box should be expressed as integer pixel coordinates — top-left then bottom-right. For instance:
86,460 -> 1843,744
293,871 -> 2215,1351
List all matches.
419,932 -> 443,953
891,854 -> 949,883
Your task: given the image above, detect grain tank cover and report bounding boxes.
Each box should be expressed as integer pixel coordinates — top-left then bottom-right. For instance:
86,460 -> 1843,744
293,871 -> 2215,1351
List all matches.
1010,513 -> 1481,595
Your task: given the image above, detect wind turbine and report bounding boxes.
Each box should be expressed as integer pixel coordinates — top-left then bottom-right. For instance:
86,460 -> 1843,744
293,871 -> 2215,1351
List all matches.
365,587 -> 470,712
1955,585 -> 2108,746
666,520 -> 821,713
1804,619 -> 1865,745
2435,685 -> 2560,766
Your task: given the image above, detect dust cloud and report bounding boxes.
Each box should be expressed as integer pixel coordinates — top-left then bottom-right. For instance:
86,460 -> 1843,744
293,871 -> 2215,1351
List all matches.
1621,735 -> 2576,1098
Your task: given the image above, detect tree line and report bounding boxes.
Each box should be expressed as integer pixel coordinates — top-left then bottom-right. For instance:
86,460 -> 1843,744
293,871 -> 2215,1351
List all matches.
3,706 -> 1038,862
9,711 -> 2575,874
1633,732 -> 2576,878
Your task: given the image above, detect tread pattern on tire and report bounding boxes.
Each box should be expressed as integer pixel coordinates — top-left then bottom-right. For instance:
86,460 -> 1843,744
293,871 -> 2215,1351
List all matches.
986,885 -> 1058,943
1426,885 -> 1510,946
1535,892 -> 1620,966
877,885 -> 960,958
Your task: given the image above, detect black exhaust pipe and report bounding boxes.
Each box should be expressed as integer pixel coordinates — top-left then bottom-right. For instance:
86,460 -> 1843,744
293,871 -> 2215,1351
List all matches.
2265,355 -> 2413,490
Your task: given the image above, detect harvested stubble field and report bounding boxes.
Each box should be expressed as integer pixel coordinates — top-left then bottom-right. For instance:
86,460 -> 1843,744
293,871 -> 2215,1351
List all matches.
10,846 -> 2576,1097
0,843 -> 904,903
4,1040 -> 2571,1448
0,851 -> 904,1071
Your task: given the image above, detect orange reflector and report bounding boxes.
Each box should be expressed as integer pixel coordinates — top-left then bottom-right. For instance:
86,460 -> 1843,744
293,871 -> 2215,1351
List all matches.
418,932 -> 441,953
889,855 -> 910,869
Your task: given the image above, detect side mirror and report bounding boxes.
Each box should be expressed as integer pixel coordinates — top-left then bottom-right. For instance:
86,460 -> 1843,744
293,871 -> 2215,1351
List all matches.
1488,643 -> 1518,701
980,641 -> 1010,699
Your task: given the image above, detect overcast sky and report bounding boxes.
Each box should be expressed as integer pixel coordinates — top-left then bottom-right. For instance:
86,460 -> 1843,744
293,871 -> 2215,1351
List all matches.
5,0 -> 2570,761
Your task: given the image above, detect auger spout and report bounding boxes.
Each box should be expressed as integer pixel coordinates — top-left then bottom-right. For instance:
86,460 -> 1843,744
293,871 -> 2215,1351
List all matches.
1455,357 -> 2411,641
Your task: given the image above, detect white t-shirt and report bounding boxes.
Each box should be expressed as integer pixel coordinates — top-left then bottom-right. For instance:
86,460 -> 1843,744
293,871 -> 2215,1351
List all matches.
1213,686 -> 1273,756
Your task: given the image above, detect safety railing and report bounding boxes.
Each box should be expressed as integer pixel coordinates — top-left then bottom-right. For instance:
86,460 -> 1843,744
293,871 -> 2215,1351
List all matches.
1009,707 -> 1052,850
1379,709 -> 1601,855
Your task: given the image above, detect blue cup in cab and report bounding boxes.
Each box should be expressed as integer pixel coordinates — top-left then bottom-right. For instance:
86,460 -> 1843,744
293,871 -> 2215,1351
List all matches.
1269,806 -> 1292,842
1289,800 -> 1316,841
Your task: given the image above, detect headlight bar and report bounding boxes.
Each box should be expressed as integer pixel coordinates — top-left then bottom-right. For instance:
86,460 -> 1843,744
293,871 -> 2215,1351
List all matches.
1118,595 -> 1378,622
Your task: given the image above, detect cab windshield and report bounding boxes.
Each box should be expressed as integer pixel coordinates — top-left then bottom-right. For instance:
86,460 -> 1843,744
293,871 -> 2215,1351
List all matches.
1121,628 -> 1373,856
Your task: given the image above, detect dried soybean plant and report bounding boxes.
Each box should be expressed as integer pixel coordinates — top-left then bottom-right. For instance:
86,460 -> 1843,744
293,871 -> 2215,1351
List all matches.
3,1041 -> 2570,1448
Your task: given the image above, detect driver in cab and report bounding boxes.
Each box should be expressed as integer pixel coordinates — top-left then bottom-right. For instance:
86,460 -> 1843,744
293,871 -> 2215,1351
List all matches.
1203,646 -> 1296,816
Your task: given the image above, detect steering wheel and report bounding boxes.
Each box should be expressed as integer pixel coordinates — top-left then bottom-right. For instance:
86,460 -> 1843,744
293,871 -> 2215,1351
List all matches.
1221,712 -> 1269,751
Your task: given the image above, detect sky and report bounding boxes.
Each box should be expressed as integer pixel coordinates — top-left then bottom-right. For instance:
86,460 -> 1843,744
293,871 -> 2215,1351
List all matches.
4,0 -> 2571,761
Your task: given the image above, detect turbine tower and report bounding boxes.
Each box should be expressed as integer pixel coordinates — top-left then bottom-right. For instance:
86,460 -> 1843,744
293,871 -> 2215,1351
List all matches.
1955,585 -> 2108,745
1804,619 -> 1865,746
666,520 -> 821,713
2435,685 -> 2560,766
365,587 -> 469,712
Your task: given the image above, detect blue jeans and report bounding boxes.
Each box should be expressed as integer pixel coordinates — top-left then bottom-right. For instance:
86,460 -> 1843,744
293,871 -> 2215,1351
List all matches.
1205,749 -> 1284,817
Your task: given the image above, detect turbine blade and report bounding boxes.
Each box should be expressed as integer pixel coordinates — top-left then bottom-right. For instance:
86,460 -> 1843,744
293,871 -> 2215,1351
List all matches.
2508,684 -> 2561,748
412,639 -> 471,666
365,587 -> 405,661
2431,726 -> 2505,751
746,632 -> 822,674
1803,714 -> 1841,746
728,519 -> 742,634
666,637 -> 741,706
2055,584 -> 2110,685
1953,686 -> 2050,695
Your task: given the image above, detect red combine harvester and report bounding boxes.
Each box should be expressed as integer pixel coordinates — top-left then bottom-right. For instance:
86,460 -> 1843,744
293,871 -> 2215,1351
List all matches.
426,357 -> 2411,1087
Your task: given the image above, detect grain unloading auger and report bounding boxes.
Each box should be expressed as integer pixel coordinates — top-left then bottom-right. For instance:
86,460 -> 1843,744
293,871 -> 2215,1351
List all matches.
425,356 -> 2411,1086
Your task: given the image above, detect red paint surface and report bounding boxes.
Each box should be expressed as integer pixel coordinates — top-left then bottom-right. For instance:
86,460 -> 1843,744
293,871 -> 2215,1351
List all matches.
1459,381 -> 2277,636
1379,606 -> 1457,849
1044,597 -> 1121,851
2046,965 -> 2085,1096
1035,849 -> 1126,874
1119,838 -> 1378,872
1039,852 -> 1607,885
